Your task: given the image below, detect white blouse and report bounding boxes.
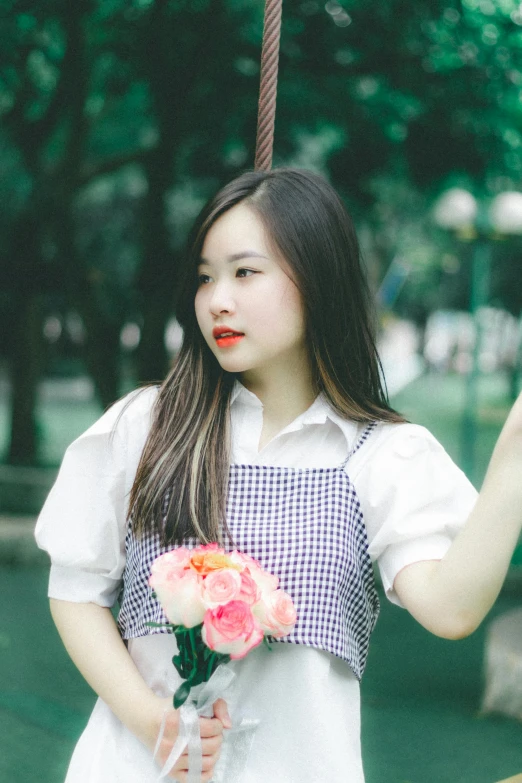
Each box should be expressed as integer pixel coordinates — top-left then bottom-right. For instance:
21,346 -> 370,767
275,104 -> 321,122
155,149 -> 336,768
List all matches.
35,383 -> 478,783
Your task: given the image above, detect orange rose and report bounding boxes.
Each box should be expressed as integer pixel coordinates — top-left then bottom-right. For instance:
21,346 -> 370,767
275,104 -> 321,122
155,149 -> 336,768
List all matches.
189,544 -> 241,576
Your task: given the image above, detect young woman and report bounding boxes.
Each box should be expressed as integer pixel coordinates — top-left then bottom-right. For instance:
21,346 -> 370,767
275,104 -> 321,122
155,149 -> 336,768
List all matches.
35,168 -> 522,783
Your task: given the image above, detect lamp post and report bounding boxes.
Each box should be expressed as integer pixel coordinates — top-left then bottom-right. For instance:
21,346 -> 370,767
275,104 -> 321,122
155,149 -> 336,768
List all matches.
433,188 -> 522,482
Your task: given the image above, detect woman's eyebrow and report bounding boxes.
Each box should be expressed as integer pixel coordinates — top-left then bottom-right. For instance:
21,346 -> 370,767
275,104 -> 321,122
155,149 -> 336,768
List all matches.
198,251 -> 269,265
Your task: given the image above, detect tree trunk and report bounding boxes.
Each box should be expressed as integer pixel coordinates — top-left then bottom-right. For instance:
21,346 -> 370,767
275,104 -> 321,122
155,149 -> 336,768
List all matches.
80,288 -> 122,409
5,1 -> 93,464
7,291 -> 45,465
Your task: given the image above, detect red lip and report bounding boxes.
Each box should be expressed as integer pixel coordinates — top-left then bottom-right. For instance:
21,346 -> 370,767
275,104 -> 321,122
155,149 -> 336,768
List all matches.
212,326 -> 244,339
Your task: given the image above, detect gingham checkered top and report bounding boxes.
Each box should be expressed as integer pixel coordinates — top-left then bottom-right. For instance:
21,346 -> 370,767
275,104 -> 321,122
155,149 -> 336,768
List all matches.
117,423 -> 380,680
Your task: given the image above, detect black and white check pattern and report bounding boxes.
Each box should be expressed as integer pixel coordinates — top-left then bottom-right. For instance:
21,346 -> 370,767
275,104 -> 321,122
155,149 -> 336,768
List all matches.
118,423 -> 380,680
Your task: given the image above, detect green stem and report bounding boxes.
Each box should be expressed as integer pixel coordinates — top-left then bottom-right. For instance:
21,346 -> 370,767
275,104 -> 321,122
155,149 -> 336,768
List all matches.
188,627 -> 197,662
206,651 -> 216,681
188,627 -> 201,684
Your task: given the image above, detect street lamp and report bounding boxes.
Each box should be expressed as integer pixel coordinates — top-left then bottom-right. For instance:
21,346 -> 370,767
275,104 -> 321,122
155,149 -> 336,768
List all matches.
433,187 -> 478,233
433,188 -> 522,482
490,192 -> 522,236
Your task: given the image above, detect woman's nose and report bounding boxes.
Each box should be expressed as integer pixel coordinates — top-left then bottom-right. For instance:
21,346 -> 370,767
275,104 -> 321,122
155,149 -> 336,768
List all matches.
209,282 -> 235,316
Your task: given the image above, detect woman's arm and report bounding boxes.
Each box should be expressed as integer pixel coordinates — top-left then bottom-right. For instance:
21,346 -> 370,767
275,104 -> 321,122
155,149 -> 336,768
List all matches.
393,393 -> 522,640
50,599 -> 167,745
50,599 -> 230,780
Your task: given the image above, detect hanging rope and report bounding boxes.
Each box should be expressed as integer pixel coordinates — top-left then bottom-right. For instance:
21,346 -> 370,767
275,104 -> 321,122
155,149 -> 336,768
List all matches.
254,0 -> 283,171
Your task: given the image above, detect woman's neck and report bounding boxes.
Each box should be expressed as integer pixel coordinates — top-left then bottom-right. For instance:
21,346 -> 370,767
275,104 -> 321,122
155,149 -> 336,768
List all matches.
240,361 -> 317,449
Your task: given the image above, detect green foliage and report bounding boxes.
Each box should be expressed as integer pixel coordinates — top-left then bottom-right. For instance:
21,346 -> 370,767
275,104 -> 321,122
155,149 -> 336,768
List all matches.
2,0 -> 522,461
173,679 -> 192,709
262,635 -> 273,651
144,622 -> 232,707
3,0 -> 520,198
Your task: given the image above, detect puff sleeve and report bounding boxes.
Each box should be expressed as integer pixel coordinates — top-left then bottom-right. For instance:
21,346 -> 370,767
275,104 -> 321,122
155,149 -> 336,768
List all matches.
350,423 -> 479,607
34,386 -> 158,607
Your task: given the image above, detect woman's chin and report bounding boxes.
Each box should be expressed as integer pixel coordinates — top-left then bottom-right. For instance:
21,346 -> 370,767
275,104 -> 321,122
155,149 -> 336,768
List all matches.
213,355 -> 254,374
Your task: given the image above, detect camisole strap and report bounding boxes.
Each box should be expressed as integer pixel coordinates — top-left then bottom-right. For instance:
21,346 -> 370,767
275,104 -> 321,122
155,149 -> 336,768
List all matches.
339,420 -> 377,470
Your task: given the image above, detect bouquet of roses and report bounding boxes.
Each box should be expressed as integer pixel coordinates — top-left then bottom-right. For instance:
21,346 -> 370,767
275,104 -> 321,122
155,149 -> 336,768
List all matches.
147,543 -> 297,709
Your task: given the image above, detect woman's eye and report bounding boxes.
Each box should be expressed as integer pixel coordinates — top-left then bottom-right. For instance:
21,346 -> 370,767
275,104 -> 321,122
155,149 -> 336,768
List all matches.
197,274 -> 212,285
236,268 -> 256,278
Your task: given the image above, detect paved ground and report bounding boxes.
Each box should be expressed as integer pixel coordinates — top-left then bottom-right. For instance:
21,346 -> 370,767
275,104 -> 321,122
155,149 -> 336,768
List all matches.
1,566 -> 521,783
1,367 -> 521,781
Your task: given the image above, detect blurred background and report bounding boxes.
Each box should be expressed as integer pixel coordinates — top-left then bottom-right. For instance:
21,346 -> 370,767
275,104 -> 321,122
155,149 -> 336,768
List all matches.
1,0 -> 522,781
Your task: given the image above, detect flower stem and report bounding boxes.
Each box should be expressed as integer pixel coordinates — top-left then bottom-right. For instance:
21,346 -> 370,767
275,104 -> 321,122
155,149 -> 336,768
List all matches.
189,627 -> 197,662
206,651 -> 216,681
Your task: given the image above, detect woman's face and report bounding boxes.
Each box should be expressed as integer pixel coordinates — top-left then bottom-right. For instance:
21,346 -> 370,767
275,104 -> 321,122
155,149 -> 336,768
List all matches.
195,202 -> 308,382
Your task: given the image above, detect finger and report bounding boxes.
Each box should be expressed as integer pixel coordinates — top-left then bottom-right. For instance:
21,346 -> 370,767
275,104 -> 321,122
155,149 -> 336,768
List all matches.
174,737 -> 222,761
212,697 -> 232,729
201,734 -> 222,756
173,734 -> 219,752
167,757 -> 219,781
199,716 -> 225,737
201,753 -> 219,773
157,743 -> 187,770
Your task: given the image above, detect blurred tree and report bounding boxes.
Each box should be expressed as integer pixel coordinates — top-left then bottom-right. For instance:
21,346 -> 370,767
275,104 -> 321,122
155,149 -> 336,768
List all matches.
1,1 -> 94,463
0,0 -> 262,462
123,0 -> 257,382
1,0 -> 522,463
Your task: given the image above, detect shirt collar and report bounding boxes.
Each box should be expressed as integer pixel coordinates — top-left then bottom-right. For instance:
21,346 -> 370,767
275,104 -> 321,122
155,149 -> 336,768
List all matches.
230,380 -> 359,448
231,380 -> 262,407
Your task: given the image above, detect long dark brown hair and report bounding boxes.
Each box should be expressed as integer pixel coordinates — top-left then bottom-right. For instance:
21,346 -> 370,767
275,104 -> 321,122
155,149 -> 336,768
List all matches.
129,167 -> 405,546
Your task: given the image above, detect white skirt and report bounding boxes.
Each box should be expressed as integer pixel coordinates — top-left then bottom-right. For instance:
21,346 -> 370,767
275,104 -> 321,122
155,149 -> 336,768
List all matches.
64,635 -> 365,783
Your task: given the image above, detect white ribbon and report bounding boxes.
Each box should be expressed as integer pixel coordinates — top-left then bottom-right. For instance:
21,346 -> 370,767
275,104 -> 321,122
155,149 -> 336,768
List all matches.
154,665 -> 258,782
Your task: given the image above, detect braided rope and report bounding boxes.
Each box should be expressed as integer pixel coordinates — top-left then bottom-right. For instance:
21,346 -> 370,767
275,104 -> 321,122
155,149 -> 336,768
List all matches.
254,0 -> 283,171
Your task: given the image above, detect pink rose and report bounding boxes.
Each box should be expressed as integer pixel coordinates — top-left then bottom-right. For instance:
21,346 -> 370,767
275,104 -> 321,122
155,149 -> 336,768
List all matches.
149,549 -> 193,592
202,568 -> 242,608
253,589 -> 297,638
202,601 -> 264,659
248,565 -> 279,597
149,551 -> 190,596
151,548 -> 192,576
238,570 -> 261,606
150,568 -> 206,628
229,550 -> 263,571
229,551 -> 279,596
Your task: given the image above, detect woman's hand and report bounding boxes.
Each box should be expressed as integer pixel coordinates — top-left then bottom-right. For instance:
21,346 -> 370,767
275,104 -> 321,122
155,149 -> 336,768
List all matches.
144,695 -> 232,782
48,601 -> 232,780
486,390 -> 522,475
